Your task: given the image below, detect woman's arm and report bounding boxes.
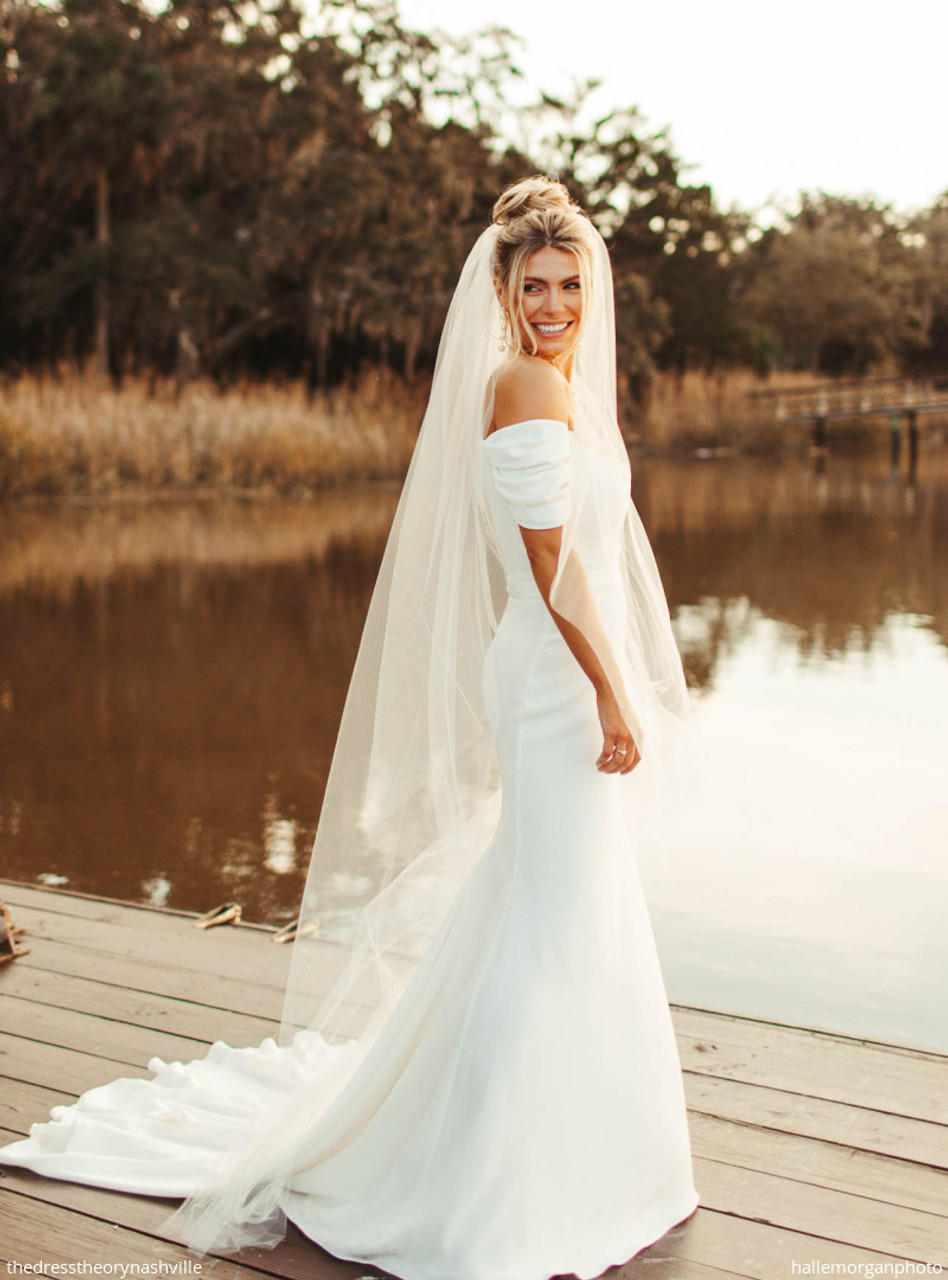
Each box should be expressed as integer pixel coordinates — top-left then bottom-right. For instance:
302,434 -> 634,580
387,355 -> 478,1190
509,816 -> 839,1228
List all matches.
491,359 -> 641,775
520,529 -> 640,775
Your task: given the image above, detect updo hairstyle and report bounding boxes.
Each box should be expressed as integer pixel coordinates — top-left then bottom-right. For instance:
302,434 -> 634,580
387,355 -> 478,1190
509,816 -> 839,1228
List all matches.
491,175 -> 595,357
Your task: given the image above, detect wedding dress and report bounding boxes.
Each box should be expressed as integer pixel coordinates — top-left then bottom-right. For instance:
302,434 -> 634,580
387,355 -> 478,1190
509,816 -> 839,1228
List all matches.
0,211 -> 699,1278
0,417 -> 698,1279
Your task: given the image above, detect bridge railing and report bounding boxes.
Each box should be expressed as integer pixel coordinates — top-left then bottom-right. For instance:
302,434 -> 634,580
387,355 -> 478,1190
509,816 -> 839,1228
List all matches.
747,373 -> 948,424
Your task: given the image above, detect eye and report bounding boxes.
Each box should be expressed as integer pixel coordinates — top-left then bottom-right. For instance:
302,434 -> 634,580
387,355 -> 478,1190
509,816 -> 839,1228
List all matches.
565,281 -> 581,290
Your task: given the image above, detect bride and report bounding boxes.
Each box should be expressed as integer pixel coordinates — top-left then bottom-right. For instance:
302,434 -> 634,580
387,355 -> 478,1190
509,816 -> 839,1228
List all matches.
0,177 -> 699,1280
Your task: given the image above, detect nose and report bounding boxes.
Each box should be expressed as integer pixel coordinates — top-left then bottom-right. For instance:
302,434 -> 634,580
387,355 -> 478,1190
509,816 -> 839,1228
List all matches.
542,287 -> 564,314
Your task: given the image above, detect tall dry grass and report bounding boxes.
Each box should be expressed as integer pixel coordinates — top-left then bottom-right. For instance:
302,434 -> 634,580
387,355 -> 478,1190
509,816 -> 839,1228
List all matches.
632,368 -> 818,451
0,364 -> 866,501
0,366 -> 426,500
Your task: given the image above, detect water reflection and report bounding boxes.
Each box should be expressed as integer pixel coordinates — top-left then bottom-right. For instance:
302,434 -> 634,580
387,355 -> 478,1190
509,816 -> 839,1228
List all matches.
642,606 -> 948,1054
0,492 -> 397,926
1,452 -> 946,1051
634,449 -> 948,669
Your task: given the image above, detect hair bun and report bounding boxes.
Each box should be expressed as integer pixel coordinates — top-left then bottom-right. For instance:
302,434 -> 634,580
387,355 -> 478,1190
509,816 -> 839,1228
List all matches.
491,175 -> 574,226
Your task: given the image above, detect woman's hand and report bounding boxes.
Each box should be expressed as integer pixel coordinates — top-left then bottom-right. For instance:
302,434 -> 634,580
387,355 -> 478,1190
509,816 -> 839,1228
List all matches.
596,688 -> 641,774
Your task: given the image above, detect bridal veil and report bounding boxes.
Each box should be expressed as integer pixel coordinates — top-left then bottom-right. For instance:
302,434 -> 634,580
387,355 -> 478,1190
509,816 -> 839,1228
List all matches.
162,202 -> 690,1256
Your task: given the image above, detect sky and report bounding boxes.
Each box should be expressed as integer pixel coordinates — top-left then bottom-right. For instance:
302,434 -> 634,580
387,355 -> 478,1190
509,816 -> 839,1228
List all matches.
397,0 -> 947,217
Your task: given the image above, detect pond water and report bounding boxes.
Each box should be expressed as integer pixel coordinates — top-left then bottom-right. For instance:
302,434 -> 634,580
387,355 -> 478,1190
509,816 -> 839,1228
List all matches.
1,447 -> 946,1053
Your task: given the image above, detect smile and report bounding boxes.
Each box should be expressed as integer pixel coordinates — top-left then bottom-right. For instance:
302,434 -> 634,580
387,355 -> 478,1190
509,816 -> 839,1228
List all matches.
532,322 -> 571,335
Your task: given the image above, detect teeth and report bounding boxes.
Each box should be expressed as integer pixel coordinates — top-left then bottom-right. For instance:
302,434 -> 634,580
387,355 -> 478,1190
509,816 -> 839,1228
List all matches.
534,323 -> 569,334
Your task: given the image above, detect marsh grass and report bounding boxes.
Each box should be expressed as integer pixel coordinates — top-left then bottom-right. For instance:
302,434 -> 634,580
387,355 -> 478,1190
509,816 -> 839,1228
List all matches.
0,365 -> 838,501
630,368 -> 817,451
0,365 -> 426,500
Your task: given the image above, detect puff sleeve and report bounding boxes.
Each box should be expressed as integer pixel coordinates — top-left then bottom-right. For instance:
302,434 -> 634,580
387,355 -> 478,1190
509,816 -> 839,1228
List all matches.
480,419 -> 572,529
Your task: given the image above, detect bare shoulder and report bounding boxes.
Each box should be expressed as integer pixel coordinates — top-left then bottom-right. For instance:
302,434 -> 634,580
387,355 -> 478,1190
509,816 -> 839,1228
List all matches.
488,357 -> 572,436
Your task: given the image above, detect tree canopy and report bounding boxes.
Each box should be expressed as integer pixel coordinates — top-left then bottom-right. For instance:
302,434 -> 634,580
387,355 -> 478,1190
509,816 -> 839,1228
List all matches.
2,0 -> 947,390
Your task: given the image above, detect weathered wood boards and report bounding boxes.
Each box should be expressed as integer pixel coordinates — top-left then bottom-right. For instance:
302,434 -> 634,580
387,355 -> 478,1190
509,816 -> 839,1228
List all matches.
1,879 -> 946,1279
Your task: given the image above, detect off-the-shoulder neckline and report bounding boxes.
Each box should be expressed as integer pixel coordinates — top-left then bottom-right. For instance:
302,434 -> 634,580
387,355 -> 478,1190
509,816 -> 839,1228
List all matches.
480,418 -> 572,445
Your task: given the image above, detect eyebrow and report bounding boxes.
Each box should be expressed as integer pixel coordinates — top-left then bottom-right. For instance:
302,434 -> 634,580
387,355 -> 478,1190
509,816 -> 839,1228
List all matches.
523,274 -> 581,284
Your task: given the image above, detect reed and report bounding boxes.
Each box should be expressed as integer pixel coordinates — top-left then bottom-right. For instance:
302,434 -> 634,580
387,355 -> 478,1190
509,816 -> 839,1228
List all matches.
0,365 -> 426,500
0,365 -> 849,502
630,367 -> 818,451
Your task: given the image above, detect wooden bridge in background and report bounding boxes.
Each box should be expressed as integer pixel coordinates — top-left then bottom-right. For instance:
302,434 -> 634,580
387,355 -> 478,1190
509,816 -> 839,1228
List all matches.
748,372 -> 948,470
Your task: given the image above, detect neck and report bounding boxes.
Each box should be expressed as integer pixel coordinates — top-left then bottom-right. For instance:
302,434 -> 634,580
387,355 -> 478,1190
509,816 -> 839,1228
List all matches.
530,348 -> 575,380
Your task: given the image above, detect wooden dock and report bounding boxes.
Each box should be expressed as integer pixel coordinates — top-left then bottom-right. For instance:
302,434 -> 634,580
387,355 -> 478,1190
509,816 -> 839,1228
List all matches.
1,879 -> 946,1279
746,372 -> 948,477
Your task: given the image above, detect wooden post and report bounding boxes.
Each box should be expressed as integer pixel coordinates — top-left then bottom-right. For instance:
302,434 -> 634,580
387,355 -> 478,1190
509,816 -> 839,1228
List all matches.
889,413 -> 902,470
907,410 -> 919,483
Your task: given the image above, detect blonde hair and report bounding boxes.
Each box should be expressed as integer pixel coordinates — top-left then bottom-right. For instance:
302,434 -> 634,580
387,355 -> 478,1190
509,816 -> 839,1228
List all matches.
491,175 -> 595,357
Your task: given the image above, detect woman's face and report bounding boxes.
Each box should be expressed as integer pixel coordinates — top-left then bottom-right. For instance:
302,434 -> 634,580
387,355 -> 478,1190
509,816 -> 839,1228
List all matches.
513,246 -> 582,362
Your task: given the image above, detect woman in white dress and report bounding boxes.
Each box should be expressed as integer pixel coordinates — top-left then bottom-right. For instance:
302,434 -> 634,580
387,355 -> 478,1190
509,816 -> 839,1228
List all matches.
0,177 -> 699,1279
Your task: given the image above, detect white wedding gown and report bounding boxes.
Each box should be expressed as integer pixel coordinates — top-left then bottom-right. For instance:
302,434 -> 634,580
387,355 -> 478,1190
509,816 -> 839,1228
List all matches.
0,419 -> 699,1280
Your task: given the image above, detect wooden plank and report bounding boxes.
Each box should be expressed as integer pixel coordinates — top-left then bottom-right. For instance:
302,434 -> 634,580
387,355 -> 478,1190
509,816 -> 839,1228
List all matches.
0,1079 -> 75,1135
676,1004 -> 947,1065
615,1258 -> 752,1279
11,1071 -> 943,1234
684,1072 -> 948,1169
4,882 -> 947,1277
689,1111 -> 948,1216
16,882 -> 943,1111
0,880 -> 276,934
1,1172 -> 391,1279
6,895 -> 413,1012
5,1121 -> 942,1270
0,965 -> 280,1045
6,901 -> 295,991
0,1185 -> 286,1278
0,999 -> 216,1068
0,1260 -> 55,1279
694,1155 -> 948,1261
6,1052 -> 943,1261
2,883 -> 412,993
586,1238 -> 753,1280
0,1033 -> 152,1094
4,931 -> 380,1030
10,1053 -> 941,1226
2,1158 -> 921,1280
676,1008 -> 948,1124
650,1206 -> 907,1280
5,940 -> 284,1019
0,1170 -> 735,1280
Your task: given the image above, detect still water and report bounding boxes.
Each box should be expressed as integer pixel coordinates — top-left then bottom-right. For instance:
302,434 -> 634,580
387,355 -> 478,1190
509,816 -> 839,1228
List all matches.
1,450 -> 946,1052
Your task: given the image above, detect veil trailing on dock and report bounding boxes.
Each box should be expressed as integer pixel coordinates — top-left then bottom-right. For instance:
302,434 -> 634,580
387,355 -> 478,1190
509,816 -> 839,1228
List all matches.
163,216 -> 690,1257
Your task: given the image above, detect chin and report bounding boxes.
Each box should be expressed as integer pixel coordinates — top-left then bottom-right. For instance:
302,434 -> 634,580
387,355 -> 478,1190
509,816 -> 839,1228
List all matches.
538,339 -> 578,364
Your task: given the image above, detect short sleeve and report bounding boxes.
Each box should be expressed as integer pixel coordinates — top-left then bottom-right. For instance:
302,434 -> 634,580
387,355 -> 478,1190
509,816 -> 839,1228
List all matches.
480,419 -> 572,529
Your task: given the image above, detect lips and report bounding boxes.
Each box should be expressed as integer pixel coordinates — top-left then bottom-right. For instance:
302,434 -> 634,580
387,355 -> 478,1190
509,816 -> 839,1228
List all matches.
533,321 -> 571,335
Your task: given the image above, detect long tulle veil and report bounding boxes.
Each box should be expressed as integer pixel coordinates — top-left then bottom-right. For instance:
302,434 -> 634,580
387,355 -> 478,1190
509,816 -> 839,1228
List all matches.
163,216 -> 689,1256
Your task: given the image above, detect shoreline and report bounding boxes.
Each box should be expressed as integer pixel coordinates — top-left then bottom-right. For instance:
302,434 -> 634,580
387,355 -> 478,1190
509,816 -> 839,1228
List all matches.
9,365 -> 946,505
6,433 -> 942,510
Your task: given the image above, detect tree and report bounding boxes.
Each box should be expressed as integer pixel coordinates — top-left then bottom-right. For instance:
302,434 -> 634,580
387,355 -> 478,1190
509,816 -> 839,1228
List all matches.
904,193 -> 948,373
2,0 -> 170,375
738,194 -> 924,375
